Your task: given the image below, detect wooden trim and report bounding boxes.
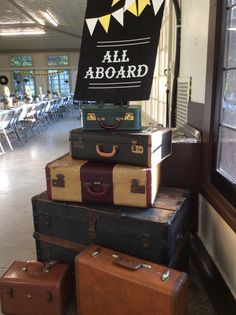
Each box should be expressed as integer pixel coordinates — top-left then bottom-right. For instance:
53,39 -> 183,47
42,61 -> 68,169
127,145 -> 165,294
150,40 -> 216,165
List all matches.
190,234 -> 236,315
200,180 -> 236,232
201,0 -> 219,179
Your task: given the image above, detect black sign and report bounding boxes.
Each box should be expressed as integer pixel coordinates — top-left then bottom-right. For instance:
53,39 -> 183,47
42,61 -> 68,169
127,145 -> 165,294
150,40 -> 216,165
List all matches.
75,0 -> 165,102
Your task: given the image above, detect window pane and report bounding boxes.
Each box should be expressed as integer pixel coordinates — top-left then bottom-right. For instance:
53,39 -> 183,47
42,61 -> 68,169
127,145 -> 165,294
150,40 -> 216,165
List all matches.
217,126 -> 236,183
22,56 -> 32,66
225,7 -> 236,67
13,70 -> 35,96
48,70 -> 59,94
228,0 -> 236,6
48,56 -> 58,66
223,69 -> 236,126
11,56 -> 22,67
10,55 -> 32,67
48,55 -> 68,66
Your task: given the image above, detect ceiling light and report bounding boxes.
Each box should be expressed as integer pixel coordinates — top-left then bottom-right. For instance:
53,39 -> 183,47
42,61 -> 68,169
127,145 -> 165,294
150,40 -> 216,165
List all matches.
42,10 -> 59,27
228,27 -> 236,31
0,29 -> 46,36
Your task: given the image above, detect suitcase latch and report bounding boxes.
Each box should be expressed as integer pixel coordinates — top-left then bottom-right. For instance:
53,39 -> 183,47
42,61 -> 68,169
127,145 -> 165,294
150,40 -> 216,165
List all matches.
87,215 -> 98,240
52,174 -> 65,188
46,291 -> 53,303
131,179 -> 145,194
131,144 -> 144,154
7,288 -> 13,298
124,112 -> 134,120
161,269 -> 171,281
87,113 -> 96,121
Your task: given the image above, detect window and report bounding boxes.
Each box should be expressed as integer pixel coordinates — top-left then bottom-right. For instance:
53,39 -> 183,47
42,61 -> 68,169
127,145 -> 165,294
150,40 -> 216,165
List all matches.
10,56 -> 32,67
48,70 -> 70,95
13,71 -> 35,96
212,0 -> 236,207
48,55 -> 69,66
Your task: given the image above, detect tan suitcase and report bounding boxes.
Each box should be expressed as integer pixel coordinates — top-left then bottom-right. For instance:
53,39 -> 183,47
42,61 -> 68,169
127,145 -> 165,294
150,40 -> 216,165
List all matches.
46,153 -> 160,208
76,245 -> 188,315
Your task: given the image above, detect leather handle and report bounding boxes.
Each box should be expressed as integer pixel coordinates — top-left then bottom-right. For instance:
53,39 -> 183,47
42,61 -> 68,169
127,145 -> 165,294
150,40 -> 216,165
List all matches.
114,256 -> 142,270
96,144 -> 118,158
22,260 -> 57,273
85,183 -> 109,196
99,119 -> 121,130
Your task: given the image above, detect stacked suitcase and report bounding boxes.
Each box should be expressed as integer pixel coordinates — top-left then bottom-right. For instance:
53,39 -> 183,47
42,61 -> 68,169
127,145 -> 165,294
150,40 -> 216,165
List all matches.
32,104 -> 191,271
0,104 -> 190,315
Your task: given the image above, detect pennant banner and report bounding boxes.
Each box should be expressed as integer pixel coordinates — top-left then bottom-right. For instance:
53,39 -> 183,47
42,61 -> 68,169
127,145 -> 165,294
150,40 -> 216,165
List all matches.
74,0 -> 165,101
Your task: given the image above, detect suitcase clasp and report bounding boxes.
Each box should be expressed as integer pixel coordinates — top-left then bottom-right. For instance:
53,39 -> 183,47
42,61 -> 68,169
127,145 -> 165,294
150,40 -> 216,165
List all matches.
131,179 -> 145,194
124,112 -> 134,120
161,269 -> 171,281
87,113 -> 96,121
52,174 -> 65,188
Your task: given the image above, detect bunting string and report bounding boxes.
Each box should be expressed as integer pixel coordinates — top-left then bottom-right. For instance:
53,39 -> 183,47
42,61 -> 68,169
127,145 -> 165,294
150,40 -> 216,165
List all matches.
86,0 -> 164,35
19,70 -> 65,77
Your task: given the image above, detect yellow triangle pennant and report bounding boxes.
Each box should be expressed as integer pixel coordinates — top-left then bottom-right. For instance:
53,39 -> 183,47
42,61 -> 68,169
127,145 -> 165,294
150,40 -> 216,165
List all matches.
112,0 -> 121,6
138,0 -> 150,16
127,2 -> 138,16
99,14 -> 111,33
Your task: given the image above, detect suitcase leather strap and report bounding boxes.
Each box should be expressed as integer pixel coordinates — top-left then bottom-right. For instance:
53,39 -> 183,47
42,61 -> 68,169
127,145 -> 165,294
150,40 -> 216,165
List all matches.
33,232 -> 85,252
96,144 -> 118,158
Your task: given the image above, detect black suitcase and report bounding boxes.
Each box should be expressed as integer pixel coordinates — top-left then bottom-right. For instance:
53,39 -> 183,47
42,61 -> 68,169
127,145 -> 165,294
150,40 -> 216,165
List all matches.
69,127 -> 172,167
32,187 -> 191,271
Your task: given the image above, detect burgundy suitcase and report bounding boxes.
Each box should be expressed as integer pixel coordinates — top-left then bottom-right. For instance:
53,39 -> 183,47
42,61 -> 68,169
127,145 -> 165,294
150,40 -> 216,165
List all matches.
46,153 -> 160,208
76,245 -> 188,315
0,260 -> 73,315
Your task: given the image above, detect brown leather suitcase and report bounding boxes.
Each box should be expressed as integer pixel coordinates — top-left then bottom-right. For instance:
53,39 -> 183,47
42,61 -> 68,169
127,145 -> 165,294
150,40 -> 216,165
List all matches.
0,260 -> 73,315
46,153 -> 160,207
76,245 -> 188,315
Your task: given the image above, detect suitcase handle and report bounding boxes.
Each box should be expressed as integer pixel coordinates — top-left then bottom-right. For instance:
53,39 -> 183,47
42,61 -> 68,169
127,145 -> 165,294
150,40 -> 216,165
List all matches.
84,183 -> 110,196
22,260 -> 58,273
114,256 -> 142,270
99,119 -> 121,130
96,144 -> 118,158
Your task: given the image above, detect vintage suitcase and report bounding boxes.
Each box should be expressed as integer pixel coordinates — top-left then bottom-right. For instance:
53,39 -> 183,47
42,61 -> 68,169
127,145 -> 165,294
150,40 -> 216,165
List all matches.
69,126 -> 172,167
81,104 -> 141,130
76,245 -> 188,315
0,260 -> 72,315
32,187 -> 191,270
46,153 -> 160,208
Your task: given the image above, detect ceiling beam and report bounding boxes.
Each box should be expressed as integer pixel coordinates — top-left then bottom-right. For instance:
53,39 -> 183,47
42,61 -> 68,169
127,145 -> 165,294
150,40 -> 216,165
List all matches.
5,0 -> 82,39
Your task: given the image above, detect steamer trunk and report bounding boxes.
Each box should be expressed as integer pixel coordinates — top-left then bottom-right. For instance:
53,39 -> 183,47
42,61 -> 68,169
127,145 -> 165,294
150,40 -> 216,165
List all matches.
32,187 -> 191,271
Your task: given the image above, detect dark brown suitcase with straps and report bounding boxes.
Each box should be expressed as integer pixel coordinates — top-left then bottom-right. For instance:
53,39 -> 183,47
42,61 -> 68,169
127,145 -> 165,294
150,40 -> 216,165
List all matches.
0,260 -> 73,315
76,245 -> 188,315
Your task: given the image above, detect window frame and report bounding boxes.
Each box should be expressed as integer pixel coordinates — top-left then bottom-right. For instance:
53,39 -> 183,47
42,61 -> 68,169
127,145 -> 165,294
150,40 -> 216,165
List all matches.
211,0 -> 236,208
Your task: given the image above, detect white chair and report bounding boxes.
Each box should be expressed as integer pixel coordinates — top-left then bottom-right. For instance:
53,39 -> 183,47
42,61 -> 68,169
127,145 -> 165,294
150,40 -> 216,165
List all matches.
0,110 -> 20,151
